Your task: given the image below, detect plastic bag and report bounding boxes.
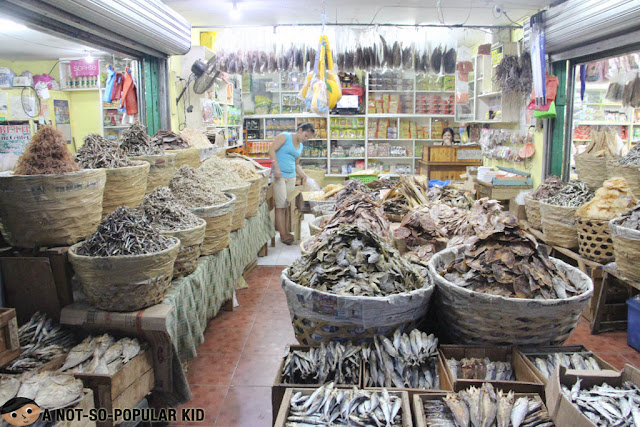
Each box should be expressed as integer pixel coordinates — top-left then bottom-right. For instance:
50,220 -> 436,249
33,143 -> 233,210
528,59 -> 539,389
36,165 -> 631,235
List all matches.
304,177 -> 320,191
428,179 -> 450,188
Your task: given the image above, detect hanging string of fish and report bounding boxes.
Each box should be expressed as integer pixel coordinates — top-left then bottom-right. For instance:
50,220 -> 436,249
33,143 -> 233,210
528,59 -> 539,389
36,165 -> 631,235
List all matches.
119,123 -> 163,156
0,371 -> 84,410
542,180 -> 594,208
281,342 -> 361,385
76,133 -> 134,169
494,52 -> 534,97
526,352 -> 603,379
528,175 -> 564,201
59,334 -> 142,375
446,357 -> 515,381
137,187 -> 204,232
152,130 -> 190,150
562,380 -> 640,426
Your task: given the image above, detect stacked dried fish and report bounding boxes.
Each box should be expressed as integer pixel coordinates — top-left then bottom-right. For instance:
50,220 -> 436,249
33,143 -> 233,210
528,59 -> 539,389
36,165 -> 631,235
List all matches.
366,177 -> 398,200
618,144 -> 640,165
562,380 -> 640,426
119,123 -> 162,156
198,157 -> 246,189
75,206 -> 172,256
450,198 -> 508,248
180,128 -> 211,148
440,215 -> 585,300
334,179 -> 374,208
227,159 -> 259,180
281,342 -> 361,385
543,180 -> 594,208
425,383 -> 554,427
286,384 -> 404,426
1,313 -> 77,374
528,352 -> 603,379
581,128 -> 619,157
76,133 -> 133,169
0,371 -> 84,409
290,225 -> 423,297
152,129 -> 189,150
138,187 -> 203,231
529,175 -> 564,201
494,52 -> 534,97
427,187 -> 475,209
169,165 -> 229,208
446,358 -> 515,381
382,176 -> 429,218
60,335 -> 142,375
364,330 -> 439,389
619,205 -> 640,230
14,125 -> 81,175
577,177 -> 637,220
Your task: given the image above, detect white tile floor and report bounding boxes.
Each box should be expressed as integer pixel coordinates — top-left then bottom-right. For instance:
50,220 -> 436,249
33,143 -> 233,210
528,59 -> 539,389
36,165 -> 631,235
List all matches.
257,214 -> 314,266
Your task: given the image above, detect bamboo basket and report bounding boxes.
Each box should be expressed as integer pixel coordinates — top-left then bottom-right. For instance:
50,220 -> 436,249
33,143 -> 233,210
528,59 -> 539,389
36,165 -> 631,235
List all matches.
606,157 -> 621,179
165,147 -> 201,169
101,161 -> 150,218
130,153 -> 177,194
540,201 -> 579,249
612,164 -> 640,199
160,218 -> 206,279
524,195 -> 542,230
610,217 -> 640,281
0,169 -> 106,248
68,237 -> 180,312
576,216 -> 615,264
428,245 -> 594,346
192,193 -> 236,255
302,167 -> 326,189
574,153 -> 607,190
259,175 -> 269,204
223,182 -> 250,231
244,176 -> 262,218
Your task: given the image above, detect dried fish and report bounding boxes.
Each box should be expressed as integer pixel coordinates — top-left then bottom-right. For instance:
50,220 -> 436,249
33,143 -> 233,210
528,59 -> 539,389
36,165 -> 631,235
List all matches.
198,156 -> 246,189
443,48 -> 457,74
382,176 -> 430,218
16,371 -> 84,410
428,186 -> 475,209
431,46 -> 443,72
494,55 -> 521,94
169,165 -> 230,208
543,180 -> 594,208
618,143 -> 640,165
581,128 -> 618,157
137,187 -> 203,232
152,130 -> 189,150
76,133 -> 133,169
577,177 -> 637,220
227,159 -> 259,180
619,204 -> 640,230
120,123 -> 162,156
526,351 -> 603,379
529,175 -> 563,201
0,377 -> 20,406
562,380 -> 640,426
446,357 -> 515,381
15,125 -> 81,175
282,342 -> 361,385
333,179 -> 375,208
60,335 -> 142,375
180,128 -> 211,148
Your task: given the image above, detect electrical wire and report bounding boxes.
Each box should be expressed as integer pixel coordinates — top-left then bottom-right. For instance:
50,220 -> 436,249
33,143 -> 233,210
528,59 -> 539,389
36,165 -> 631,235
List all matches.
21,86 -> 41,119
502,11 -> 521,26
47,61 -> 60,76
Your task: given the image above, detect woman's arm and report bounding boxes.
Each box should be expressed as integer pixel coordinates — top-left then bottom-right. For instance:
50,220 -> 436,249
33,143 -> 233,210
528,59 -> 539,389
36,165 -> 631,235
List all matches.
268,134 -> 286,178
295,157 -> 307,183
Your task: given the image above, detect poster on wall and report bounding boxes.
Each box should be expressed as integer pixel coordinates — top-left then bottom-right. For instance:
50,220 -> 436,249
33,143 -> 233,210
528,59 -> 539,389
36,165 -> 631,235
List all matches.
53,100 -> 72,146
9,96 -> 35,120
0,93 -> 7,117
0,124 -> 31,171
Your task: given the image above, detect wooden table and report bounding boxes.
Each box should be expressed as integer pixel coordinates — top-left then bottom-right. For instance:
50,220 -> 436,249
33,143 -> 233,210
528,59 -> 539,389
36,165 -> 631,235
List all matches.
418,160 -> 482,181
475,180 -> 532,201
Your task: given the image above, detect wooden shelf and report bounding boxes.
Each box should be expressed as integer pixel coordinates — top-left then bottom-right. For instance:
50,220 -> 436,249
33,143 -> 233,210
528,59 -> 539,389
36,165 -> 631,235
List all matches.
419,160 -> 483,166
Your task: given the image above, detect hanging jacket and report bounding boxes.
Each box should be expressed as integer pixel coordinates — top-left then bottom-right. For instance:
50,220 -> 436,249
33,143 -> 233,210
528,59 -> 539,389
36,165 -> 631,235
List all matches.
119,67 -> 138,115
102,65 -> 116,103
111,72 -> 124,102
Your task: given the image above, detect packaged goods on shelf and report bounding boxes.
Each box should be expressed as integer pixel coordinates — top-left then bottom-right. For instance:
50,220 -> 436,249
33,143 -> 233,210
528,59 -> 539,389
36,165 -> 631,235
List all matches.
330,117 -> 365,139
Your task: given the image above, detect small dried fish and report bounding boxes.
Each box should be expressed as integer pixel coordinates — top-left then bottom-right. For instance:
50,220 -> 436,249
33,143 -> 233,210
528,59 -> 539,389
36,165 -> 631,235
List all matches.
152,130 -> 189,150
180,129 -> 211,148
119,123 -> 162,156
15,125 -> 81,175
527,351 -> 603,379
227,159 -> 259,180
529,175 -> 563,201
198,156 -> 246,190
76,133 -> 133,169
618,143 -> 640,165
138,187 -> 204,231
543,180 -> 594,208
619,204 -> 640,230
169,165 -> 230,208
282,342 -> 361,385
562,380 -> 640,426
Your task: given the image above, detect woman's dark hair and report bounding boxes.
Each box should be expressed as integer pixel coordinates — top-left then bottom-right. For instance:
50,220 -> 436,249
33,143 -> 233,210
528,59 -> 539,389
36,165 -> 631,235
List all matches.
297,122 -> 315,133
442,127 -> 455,139
1,397 -> 38,414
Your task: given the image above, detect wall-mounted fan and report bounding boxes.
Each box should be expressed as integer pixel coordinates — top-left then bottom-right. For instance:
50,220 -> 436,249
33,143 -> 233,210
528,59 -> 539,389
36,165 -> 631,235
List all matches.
176,55 -> 220,109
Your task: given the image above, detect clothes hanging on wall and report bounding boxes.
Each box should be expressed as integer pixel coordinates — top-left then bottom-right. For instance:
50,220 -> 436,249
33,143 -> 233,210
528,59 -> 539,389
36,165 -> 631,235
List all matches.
119,67 -> 138,115
103,65 -> 116,103
111,71 -> 124,102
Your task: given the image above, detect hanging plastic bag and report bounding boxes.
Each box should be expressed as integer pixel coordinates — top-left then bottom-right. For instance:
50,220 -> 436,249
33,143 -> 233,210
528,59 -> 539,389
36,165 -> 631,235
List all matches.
324,35 -> 342,109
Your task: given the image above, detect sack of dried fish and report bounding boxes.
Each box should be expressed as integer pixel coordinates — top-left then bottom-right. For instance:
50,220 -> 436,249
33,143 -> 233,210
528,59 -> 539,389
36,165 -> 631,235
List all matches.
540,181 -> 594,249
280,342 -> 361,386
69,207 -> 180,312
14,125 -> 81,175
191,192 -> 236,255
59,334 -> 144,375
226,159 -> 262,217
169,165 -> 230,209
609,205 -> 640,281
119,123 -> 162,156
427,186 -> 475,210
429,215 -> 593,346
130,151 -> 177,195
525,175 -> 563,230
180,128 -> 212,148
0,168 -> 106,248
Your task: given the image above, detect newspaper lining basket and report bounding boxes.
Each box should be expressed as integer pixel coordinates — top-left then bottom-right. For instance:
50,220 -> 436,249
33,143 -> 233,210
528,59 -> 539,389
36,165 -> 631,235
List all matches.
192,193 -> 236,255
576,216 -> 614,264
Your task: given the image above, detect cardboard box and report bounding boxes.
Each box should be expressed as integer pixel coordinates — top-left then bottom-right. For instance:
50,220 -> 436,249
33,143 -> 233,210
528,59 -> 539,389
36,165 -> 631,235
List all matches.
439,345 -> 544,394
546,364 -> 640,427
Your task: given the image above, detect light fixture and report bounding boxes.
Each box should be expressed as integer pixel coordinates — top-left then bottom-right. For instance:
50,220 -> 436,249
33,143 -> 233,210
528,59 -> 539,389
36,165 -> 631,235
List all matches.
85,51 -> 94,63
229,1 -> 241,20
0,18 -> 27,32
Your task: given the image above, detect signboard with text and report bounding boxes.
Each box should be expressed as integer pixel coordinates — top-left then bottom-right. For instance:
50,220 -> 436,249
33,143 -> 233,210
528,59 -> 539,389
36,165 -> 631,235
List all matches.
0,124 -> 31,154
70,60 -> 99,76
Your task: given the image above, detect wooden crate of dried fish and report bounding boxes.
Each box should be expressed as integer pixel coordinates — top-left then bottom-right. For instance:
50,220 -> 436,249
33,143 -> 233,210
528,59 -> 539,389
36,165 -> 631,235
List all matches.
517,345 -> 617,386
0,169 -> 106,249
524,176 -> 564,230
68,207 -> 180,312
191,193 -> 235,256
199,158 -> 251,230
614,144 -> 640,198
546,364 -> 640,427
428,215 -> 593,347
609,205 -> 640,281
129,152 -> 177,195
274,385 -> 412,427
439,345 -> 544,394
283,225 -> 434,346
414,386 -> 554,427
540,181 -> 594,249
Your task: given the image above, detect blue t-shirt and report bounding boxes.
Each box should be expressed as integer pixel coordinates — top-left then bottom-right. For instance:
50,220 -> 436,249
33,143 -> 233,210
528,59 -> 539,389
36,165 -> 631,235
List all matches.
275,132 -> 303,178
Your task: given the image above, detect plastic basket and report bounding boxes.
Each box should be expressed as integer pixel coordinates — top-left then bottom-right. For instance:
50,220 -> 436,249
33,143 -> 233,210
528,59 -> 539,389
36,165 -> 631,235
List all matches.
628,297 -> 640,352
349,174 -> 378,184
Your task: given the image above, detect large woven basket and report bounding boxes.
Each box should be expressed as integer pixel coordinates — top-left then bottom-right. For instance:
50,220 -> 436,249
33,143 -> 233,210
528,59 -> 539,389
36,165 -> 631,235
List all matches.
524,195 -> 542,230
102,161 -> 150,218
160,218 -> 206,279
612,164 -> 640,198
244,176 -> 262,218
192,193 -> 236,255
130,153 -> 177,194
540,201 -> 579,249
259,175 -> 269,204
610,217 -> 640,281
224,182 -> 251,231
68,237 -> 180,312
281,268 -> 434,346
0,169 -> 106,248
165,147 -> 201,169
576,216 -> 614,264
428,245 -> 593,346
606,157 -> 621,179
575,153 -> 607,190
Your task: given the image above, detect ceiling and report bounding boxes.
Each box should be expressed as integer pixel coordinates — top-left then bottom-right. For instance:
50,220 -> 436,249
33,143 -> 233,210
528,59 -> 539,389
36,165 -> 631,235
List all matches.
164,0 -> 554,27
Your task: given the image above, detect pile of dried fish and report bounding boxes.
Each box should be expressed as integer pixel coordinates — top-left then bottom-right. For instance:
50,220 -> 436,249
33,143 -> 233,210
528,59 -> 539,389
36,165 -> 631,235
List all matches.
334,179 -> 375,208
619,205 -> 640,230
76,133 -> 133,169
425,383 -> 554,427
364,330 -> 439,389
0,371 -> 84,409
446,358 -> 515,381
281,342 -> 361,385
14,125 -> 81,175
152,129 -> 189,150
180,128 -> 211,148
198,157 -> 246,189
618,144 -> 640,165
286,384 -> 404,426
60,335 -> 142,375
440,215 -> 585,300
138,187 -> 204,231
562,380 -> 640,426
529,175 -> 564,201
450,198 -> 508,248
528,352 -> 602,379
577,177 -> 637,220
75,206 -> 172,256
119,123 -> 162,156
1,313 -> 77,374
428,187 -> 475,210
581,128 -> 619,157
366,178 -> 398,200
543,180 -> 594,208
169,165 -> 230,208
227,159 -> 259,180
290,225 -> 423,297
381,176 -> 429,218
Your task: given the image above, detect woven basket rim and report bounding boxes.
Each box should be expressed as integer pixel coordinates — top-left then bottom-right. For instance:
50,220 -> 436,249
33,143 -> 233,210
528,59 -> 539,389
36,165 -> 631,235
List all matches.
539,200 -> 581,210
190,192 -> 236,213
222,181 -> 251,191
0,168 -> 107,179
609,216 -> 640,239
163,147 -> 200,152
130,152 -> 177,160
104,160 -> 150,173
69,236 -> 180,260
428,245 -> 594,306
157,216 -> 206,235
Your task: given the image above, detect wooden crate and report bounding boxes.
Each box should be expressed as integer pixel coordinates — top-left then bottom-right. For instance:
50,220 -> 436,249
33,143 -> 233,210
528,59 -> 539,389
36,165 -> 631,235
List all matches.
426,146 -> 455,162
50,389 -> 97,427
423,145 -> 483,163
0,308 -> 20,368
475,180 -> 532,201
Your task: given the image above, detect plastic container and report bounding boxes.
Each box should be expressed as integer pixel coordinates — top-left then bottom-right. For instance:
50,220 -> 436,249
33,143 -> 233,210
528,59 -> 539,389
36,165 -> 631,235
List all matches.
627,297 -> 640,352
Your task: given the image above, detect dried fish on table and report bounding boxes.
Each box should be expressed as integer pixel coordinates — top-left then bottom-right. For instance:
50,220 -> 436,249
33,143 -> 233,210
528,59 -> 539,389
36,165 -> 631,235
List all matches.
528,175 -> 564,201
290,225 -> 424,297
198,156 -> 246,189
427,186 -> 475,210
446,357 -> 515,381
14,125 -> 81,175
76,133 -> 133,169
562,380 -> 640,426
60,335 -> 143,375
137,187 -> 203,231
282,342 -> 361,385
75,206 -> 172,256
542,180 -> 594,208
286,383 -> 404,426
119,123 -> 162,156
152,129 -> 189,150
527,352 -> 603,379
618,143 -> 640,165
169,165 -> 230,208
577,177 -> 637,220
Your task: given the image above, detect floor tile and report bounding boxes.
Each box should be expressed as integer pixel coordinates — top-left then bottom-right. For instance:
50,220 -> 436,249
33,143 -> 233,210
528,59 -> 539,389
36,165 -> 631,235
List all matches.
187,353 -> 239,386
173,385 -> 227,426
231,352 -> 283,387
214,386 -> 271,427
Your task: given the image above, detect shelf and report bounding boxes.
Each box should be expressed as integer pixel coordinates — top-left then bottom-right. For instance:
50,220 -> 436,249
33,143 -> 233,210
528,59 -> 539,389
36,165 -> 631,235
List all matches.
329,114 -> 367,118
103,125 -> 129,129
369,90 -> 414,93
368,113 -> 455,118
300,157 -> 327,160
582,102 -> 624,106
245,113 -> 325,119
419,160 -> 482,166
416,90 -> 456,93
330,157 -> 365,160
576,121 -> 632,126
329,138 -> 365,141
368,139 -> 414,141
326,174 -> 348,177
369,157 -> 413,159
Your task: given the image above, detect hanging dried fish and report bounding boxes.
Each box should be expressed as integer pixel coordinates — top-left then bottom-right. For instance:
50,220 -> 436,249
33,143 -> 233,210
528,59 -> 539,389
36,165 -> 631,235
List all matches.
258,51 -> 267,73
355,47 -> 363,70
494,55 -> 521,94
443,48 -> 457,74
337,53 -> 345,71
402,46 -> 412,69
380,35 -> 391,68
431,46 -> 442,72
392,42 -> 402,68
421,51 -> 429,73
520,51 -> 533,95
268,52 -> 276,72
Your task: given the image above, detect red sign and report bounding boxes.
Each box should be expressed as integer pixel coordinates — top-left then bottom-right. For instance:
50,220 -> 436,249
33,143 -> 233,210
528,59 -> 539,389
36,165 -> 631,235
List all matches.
70,60 -> 99,77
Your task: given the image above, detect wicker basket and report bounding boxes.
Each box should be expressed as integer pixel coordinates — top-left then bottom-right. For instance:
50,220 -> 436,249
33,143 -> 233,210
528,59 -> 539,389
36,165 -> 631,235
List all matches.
102,161 -> 150,218
224,182 -> 251,231
575,153 -> 607,190
165,147 -> 201,169
612,164 -> 640,199
68,237 -> 180,312
130,153 -> 177,194
244,176 -> 262,218
428,246 -> 594,346
576,216 -> 615,264
309,215 -> 332,236
606,157 -> 621,180
160,218 -> 206,279
281,268 -> 434,346
259,175 -> 270,204
610,217 -> 640,281
192,193 -> 236,256
0,169 -> 106,248
540,201 -> 579,249
524,196 -> 542,230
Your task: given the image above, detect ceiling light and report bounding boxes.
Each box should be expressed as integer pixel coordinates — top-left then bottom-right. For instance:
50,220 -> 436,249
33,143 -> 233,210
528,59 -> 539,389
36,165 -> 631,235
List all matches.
0,18 -> 27,32
85,51 -> 94,63
230,2 -> 241,20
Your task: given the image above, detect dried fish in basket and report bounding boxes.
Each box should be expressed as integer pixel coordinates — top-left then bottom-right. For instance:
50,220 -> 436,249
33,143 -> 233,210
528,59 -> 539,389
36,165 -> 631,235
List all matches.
281,342 -> 361,386
76,133 -> 133,169
540,181 -> 594,248
609,204 -> 640,281
614,144 -> 640,198
169,165 -> 230,209
525,176 -> 564,229
119,123 -> 162,156
381,176 -> 429,219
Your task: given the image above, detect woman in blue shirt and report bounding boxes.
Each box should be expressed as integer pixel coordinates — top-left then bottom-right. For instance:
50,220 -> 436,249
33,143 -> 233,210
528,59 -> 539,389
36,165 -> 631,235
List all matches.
268,122 -> 314,244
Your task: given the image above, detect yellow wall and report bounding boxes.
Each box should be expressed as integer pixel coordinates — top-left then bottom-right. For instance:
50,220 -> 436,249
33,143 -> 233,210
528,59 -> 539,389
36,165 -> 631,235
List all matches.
483,129 -> 544,188
168,55 -> 182,132
0,59 -> 61,82
68,90 -> 102,152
